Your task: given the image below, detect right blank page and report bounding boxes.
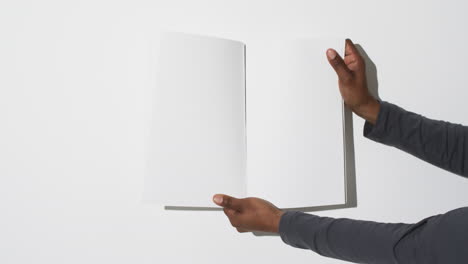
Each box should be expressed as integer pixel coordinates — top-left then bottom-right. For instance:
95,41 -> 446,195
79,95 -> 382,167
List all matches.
247,38 -> 345,209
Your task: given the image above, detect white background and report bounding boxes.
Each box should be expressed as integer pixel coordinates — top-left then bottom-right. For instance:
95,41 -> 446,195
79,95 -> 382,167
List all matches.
1,0 -> 468,263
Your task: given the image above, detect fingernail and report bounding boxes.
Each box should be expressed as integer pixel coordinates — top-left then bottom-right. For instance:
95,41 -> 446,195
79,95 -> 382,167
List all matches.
213,195 -> 223,205
327,49 -> 336,60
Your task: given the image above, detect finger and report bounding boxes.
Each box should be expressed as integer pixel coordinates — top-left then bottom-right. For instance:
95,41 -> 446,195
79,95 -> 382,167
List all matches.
223,207 -> 237,217
344,39 -> 365,72
236,227 -> 249,233
213,194 -> 242,211
223,208 -> 240,227
344,55 -> 358,65
326,49 -> 352,81
345,39 -> 359,57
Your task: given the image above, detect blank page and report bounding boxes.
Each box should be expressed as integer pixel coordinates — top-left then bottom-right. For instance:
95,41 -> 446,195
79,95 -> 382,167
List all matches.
246,38 -> 345,208
144,33 -> 246,207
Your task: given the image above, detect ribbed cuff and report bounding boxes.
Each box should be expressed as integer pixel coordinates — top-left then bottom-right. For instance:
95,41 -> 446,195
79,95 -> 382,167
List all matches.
279,211 -> 323,250
279,211 -> 343,254
279,211 -> 300,246
363,100 -> 391,141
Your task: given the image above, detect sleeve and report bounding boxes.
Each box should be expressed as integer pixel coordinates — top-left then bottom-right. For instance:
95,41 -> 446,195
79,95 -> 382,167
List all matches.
279,208 -> 468,264
364,101 -> 468,177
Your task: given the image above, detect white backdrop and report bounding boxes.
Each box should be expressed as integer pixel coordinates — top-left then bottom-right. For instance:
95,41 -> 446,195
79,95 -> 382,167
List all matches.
2,0 -> 468,263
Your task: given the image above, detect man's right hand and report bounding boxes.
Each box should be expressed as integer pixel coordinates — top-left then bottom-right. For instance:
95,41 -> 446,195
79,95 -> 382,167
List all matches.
213,194 -> 283,234
326,39 -> 380,124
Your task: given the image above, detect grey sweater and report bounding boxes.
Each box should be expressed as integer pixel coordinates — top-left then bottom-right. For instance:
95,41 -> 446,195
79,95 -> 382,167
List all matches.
279,101 -> 468,263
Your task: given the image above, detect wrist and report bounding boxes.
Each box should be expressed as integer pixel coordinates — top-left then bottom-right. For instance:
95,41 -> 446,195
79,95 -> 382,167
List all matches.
270,210 -> 284,233
353,97 -> 380,124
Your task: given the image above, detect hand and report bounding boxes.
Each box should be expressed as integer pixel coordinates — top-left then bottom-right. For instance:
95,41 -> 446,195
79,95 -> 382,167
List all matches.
326,39 -> 380,124
213,194 -> 284,233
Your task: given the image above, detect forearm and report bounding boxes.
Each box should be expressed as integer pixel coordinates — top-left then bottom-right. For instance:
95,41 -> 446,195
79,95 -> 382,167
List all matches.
279,208 -> 468,263
364,101 -> 468,177
279,211 -> 413,263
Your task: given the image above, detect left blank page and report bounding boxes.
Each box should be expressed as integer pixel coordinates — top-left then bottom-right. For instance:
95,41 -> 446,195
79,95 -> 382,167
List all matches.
144,33 -> 246,207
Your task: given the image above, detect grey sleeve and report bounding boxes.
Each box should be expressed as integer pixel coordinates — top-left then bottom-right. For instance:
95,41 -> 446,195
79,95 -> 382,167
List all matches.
279,207 -> 468,263
277,102 -> 468,262
364,101 -> 468,177
279,211 -> 414,263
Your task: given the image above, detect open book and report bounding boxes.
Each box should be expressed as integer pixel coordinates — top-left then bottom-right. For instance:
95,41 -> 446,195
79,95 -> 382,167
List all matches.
144,32 -> 356,210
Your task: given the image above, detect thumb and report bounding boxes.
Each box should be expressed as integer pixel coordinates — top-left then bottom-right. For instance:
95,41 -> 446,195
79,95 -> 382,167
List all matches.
213,194 -> 242,211
326,48 -> 352,81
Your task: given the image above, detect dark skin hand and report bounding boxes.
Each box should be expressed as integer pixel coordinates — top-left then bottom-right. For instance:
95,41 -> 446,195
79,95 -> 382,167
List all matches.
214,39 -> 380,234
326,39 -> 380,124
213,194 -> 283,233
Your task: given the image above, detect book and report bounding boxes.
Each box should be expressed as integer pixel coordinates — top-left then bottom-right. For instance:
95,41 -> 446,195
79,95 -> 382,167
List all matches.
144,32 -> 355,209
